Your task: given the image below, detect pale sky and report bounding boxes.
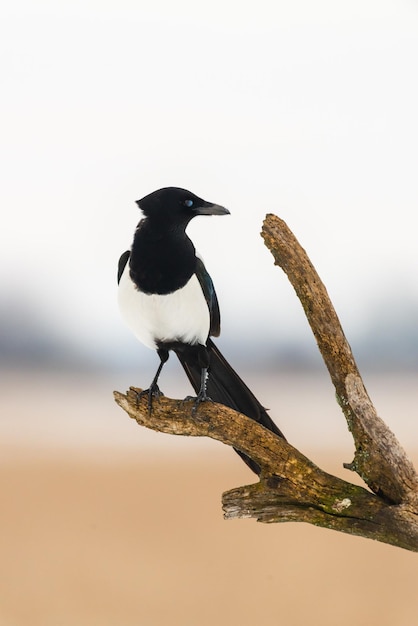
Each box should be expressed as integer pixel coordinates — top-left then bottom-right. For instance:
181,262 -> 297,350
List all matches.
1,0 -> 418,363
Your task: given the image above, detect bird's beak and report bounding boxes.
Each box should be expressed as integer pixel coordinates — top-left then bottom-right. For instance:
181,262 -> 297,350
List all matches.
195,202 -> 230,216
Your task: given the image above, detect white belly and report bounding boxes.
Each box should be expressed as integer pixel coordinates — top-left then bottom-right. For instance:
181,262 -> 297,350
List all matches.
118,264 -> 210,350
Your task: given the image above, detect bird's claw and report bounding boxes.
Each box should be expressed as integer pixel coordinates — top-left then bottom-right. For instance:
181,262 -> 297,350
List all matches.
135,385 -> 164,414
182,393 -> 213,416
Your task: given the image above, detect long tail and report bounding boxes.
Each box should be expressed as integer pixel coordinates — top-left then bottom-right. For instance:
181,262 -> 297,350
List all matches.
174,338 -> 285,474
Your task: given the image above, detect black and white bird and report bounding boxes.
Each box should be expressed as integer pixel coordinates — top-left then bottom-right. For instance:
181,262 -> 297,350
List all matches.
117,187 -> 284,473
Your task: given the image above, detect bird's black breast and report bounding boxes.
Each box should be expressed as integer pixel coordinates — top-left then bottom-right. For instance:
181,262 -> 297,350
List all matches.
129,221 -> 197,295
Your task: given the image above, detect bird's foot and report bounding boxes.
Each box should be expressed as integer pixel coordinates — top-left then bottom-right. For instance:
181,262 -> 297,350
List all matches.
182,392 -> 213,416
135,384 -> 164,414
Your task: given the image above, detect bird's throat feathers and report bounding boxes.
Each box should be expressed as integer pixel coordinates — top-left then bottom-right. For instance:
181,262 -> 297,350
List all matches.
129,218 -> 197,295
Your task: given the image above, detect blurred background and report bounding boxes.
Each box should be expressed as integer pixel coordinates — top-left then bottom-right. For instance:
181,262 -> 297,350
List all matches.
1,0 -> 418,624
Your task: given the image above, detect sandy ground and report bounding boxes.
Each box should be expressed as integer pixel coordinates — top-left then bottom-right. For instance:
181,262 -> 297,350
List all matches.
1,447 -> 417,626
1,368 -> 417,625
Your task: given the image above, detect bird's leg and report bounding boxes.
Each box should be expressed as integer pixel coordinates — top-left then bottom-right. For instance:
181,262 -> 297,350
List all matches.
191,345 -> 213,415
190,367 -> 211,415
136,348 -> 169,413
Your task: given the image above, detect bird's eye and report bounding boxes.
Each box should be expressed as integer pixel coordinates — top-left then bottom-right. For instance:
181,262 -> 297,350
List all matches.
183,199 -> 194,208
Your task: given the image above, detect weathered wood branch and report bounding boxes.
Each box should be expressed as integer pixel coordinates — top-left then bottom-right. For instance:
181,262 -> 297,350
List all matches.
261,214 -> 418,508
114,213 -> 418,552
114,388 -> 418,551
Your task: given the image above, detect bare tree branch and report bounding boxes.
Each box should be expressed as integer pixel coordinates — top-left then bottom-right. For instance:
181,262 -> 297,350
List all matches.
114,388 -> 418,551
261,214 -> 418,508
114,214 -> 418,552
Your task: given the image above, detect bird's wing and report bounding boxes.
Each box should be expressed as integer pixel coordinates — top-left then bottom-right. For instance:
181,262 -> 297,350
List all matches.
117,250 -> 130,284
195,255 -> 221,337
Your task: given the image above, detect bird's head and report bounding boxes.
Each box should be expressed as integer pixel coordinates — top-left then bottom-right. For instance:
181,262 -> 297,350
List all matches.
136,187 -> 230,226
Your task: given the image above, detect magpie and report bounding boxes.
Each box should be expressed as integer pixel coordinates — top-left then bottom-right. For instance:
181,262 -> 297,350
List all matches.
117,187 -> 285,474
